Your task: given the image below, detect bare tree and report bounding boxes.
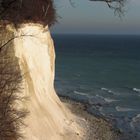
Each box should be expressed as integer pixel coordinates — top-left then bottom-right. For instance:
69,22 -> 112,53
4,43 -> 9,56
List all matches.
89,0 -> 126,17
0,28 -> 28,140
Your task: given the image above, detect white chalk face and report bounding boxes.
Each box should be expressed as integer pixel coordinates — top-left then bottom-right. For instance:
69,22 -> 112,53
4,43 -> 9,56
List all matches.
12,23 -> 82,140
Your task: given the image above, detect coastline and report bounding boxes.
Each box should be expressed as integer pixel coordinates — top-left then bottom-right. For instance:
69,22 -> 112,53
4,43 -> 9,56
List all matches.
60,97 -> 121,140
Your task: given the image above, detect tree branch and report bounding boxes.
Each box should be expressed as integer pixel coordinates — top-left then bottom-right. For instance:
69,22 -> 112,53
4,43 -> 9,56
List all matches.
89,0 -> 126,16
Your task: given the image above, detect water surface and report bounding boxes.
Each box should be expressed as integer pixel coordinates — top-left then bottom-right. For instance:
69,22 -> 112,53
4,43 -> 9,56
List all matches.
53,34 -> 140,139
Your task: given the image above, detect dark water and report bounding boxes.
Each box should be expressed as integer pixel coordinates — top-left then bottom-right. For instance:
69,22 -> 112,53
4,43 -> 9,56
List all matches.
52,34 -> 140,139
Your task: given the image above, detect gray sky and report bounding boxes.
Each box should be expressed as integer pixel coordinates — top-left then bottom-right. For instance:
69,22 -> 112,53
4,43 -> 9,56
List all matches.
51,0 -> 140,34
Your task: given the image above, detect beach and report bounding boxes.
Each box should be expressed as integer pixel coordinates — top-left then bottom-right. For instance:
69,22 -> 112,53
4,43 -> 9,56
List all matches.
61,97 -> 121,140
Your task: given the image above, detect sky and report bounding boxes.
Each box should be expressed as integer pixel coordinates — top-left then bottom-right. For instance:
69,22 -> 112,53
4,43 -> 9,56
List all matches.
51,0 -> 140,34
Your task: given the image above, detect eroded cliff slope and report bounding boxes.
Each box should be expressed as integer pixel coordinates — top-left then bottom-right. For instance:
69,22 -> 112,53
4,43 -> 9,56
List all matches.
0,24 -> 83,140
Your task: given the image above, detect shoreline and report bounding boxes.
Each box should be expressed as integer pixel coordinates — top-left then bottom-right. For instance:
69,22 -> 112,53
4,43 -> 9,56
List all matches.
60,96 -> 121,140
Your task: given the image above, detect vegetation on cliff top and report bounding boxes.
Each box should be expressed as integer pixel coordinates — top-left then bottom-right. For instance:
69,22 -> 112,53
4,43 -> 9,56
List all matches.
0,0 -> 126,26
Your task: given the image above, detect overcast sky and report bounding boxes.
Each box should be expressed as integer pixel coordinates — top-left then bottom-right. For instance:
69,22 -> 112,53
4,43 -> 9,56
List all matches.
51,0 -> 140,34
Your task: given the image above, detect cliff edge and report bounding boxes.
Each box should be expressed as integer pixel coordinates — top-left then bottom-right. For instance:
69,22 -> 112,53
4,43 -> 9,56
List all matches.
0,24 -> 84,140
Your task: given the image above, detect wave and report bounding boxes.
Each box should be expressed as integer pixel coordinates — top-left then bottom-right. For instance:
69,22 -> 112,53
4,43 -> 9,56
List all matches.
133,88 -> 140,93
104,98 -> 118,103
130,114 -> 140,131
101,87 -> 115,94
74,91 -> 87,96
95,95 -> 118,103
89,95 -> 107,105
101,87 -> 111,92
116,106 -> 136,112
132,114 -> 140,122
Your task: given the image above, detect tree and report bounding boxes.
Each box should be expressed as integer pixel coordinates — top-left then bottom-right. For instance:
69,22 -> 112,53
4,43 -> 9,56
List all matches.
0,0 -> 126,27
89,0 -> 126,17
0,28 -> 28,140
0,0 -> 56,26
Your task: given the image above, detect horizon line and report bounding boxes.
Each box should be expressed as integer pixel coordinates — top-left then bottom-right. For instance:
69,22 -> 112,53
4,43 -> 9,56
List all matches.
51,33 -> 140,36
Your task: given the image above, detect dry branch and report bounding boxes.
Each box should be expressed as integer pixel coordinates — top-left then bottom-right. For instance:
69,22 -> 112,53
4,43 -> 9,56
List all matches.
0,29 -> 28,140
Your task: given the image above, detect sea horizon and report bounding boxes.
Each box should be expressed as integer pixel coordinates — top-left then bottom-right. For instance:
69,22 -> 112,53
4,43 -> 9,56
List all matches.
52,33 -> 140,36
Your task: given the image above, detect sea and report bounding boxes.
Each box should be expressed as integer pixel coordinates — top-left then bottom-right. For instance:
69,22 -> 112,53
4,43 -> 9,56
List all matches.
52,34 -> 140,140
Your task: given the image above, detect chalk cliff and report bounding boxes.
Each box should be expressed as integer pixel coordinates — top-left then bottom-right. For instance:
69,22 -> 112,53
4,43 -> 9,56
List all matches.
3,24 -> 83,140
